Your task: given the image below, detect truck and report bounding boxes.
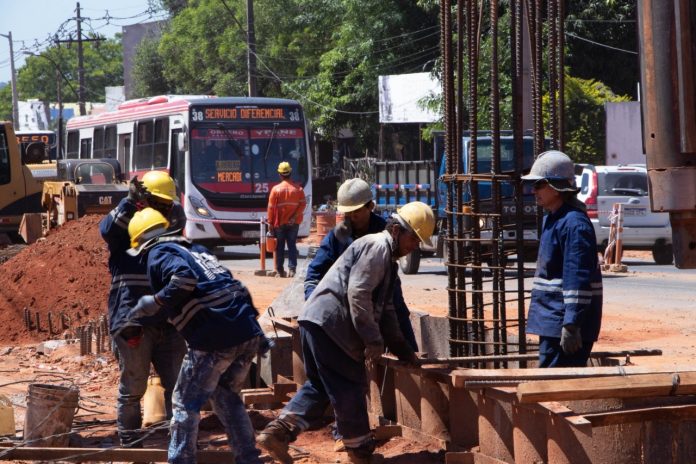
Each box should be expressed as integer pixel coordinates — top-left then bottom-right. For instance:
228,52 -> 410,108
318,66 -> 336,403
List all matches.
42,158 -> 129,232
372,133 -> 539,274
0,122 -> 44,242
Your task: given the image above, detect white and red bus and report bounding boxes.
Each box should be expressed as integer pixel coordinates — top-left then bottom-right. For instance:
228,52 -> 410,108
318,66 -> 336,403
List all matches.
65,95 -> 312,246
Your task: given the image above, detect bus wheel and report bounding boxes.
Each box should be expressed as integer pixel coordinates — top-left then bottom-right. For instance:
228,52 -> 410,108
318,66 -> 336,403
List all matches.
399,248 -> 421,274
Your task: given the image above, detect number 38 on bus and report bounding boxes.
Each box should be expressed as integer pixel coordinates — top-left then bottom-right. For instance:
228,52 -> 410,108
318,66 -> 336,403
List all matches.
65,96 -> 312,245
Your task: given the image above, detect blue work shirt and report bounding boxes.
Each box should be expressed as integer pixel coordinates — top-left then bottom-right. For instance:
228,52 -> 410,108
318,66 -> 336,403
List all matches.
99,197 -> 186,335
145,238 -> 264,352
304,213 -> 418,350
527,202 -> 603,341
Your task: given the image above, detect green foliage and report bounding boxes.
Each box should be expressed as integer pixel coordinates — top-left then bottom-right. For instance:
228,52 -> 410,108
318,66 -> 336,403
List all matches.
548,75 -> 630,165
0,86 -> 12,121
17,38 -> 123,104
132,37 -> 170,97
565,0 -> 637,97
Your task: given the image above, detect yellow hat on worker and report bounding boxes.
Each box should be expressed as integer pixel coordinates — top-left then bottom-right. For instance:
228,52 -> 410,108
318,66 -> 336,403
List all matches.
277,162 -> 292,175
142,171 -> 176,202
127,207 -> 170,252
394,201 -> 436,247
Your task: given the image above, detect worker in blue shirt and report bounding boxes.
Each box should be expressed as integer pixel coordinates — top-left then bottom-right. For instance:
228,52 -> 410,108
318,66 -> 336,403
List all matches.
304,178 -> 418,351
126,208 -> 267,464
100,171 -> 187,447
522,150 -> 603,367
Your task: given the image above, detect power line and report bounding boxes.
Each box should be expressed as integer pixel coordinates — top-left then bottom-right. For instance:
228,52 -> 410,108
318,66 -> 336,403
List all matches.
565,31 -> 637,55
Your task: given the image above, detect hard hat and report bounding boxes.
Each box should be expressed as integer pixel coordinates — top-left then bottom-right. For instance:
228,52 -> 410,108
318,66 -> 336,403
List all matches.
277,162 -> 292,175
142,171 -> 176,202
128,207 -> 170,251
394,201 -> 436,247
521,150 -> 578,192
337,178 -> 373,213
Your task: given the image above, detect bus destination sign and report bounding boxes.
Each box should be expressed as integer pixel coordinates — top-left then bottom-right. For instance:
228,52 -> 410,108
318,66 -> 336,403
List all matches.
191,106 -> 302,123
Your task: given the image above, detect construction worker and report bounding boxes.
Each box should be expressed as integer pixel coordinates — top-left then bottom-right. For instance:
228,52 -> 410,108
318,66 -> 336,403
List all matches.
267,161 -> 306,278
304,178 -> 418,350
126,208 -> 267,464
257,201 -> 435,464
522,150 -> 603,367
99,171 -> 187,447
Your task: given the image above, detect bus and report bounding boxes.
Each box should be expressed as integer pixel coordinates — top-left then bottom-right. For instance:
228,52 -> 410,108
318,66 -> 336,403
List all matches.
65,95 -> 312,246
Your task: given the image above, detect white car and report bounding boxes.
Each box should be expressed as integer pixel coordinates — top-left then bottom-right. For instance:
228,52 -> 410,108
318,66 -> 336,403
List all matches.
574,164 -> 673,265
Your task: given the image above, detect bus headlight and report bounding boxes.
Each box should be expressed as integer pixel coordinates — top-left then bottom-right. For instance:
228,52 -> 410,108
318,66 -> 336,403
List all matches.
188,196 -> 214,218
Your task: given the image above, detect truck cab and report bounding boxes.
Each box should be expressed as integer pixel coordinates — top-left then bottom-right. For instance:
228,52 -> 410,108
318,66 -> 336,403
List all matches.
0,122 -> 43,240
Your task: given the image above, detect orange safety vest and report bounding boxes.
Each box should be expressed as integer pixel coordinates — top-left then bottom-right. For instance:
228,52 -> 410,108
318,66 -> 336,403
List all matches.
267,179 -> 306,229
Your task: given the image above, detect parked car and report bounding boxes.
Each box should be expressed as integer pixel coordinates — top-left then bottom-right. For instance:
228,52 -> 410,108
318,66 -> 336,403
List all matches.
574,163 -> 673,264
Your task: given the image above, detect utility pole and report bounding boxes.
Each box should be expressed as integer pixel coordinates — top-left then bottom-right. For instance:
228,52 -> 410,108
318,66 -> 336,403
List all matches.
76,2 -> 85,116
1,32 -> 20,129
246,0 -> 257,97
54,2 -> 105,116
56,67 -> 63,159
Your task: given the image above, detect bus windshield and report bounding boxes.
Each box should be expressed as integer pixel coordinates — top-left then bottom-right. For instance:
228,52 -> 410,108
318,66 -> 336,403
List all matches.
190,126 -> 308,196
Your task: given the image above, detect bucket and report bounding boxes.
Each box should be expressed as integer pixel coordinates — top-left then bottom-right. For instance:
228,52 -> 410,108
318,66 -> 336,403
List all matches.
23,383 -> 79,447
266,235 -> 277,253
143,375 -> 166,427
315,211 -> 336,237
0,395 -> 15,436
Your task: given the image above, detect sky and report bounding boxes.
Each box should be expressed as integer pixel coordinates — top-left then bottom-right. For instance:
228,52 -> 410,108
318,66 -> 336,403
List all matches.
0,0 -> 168,84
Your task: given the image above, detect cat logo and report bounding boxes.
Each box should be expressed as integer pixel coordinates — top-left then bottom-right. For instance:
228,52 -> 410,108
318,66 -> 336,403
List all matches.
99,196 -> 113,205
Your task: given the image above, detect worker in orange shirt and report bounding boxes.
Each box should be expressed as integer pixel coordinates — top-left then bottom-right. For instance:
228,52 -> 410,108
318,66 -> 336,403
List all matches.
267,161 -> 306,278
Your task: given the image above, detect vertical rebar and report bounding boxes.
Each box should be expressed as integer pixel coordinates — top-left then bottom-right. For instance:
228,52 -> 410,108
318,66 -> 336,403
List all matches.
48,312 -> 54,336
35,312 -> 41,332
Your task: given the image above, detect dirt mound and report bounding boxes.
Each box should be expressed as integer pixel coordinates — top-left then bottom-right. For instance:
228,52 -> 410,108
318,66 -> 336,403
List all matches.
0,215 -> 110,344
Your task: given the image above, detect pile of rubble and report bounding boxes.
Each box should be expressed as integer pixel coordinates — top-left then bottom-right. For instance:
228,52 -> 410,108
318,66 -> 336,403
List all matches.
0,215 -> 110,345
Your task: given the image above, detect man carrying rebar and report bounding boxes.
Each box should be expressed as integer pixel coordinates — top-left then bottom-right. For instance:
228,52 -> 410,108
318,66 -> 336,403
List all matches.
522,150 -> 603,367
256,201 -> 435,464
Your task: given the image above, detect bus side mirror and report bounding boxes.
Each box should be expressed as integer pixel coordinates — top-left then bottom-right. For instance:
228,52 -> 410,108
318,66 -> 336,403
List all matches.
178,132 -> 188,152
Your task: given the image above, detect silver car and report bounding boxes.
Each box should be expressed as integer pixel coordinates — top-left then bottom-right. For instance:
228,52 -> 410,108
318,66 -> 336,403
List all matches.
575,164 -> 673,264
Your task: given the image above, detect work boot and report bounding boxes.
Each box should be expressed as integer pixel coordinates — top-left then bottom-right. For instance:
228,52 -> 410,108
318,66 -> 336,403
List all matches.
345,439 -> 379,464
287,269 -> 296,278
256,420 -> 294,464
276,269 -> 287,278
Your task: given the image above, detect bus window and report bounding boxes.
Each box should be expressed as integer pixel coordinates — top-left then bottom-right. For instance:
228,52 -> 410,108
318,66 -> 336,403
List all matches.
93,128 -> 105,158
80,139 -> 92,159
0,128 -> 9,185
135,120 -> 154,170
104,126 -> 117,158
154,118 -> 169,168
67,131 -> 79,159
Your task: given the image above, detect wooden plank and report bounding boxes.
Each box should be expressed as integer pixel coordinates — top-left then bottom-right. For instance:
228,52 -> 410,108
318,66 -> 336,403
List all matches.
452,365 -> 696,388
537,401 -> 592,432
517,372 -> 696,403
0,447 -> 234,463
584,404 -> 696,427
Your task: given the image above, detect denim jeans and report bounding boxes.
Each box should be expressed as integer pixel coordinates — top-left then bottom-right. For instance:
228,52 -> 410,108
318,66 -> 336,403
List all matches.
538,336 -> 594,367
280,321 -> 372,448
114,323 -> 187,445
274,224 -> 300,272
168,336 -> 263,464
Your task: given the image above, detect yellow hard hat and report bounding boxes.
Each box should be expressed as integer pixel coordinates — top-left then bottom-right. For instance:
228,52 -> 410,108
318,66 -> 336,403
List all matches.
142,171 -> 176,202
128,207 -> 170,250
395,201 -> 436,247
277,162 -> 292,175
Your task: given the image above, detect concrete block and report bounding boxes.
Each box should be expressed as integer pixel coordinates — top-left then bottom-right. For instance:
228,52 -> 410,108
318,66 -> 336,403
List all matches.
410,310 -> 449,358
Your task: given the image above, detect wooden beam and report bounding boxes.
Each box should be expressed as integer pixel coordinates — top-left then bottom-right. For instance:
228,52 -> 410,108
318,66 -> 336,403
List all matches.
583,404 -> 696,427
0,447 -> 234,463
517,372 -> 696,403
452,365 -> 696,388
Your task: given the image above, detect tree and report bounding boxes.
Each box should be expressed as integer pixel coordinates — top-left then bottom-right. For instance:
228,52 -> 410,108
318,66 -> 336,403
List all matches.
0,85 -> 12,121
17,37 -> 123,105
132,37 -> 170,97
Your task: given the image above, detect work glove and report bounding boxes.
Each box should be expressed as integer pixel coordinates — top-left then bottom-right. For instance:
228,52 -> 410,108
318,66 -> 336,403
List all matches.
364,343 -> 385,362
560,325 -> 583,355
131,295 -> 162,319
127,176 -> 146,203
119,326 -> 144,349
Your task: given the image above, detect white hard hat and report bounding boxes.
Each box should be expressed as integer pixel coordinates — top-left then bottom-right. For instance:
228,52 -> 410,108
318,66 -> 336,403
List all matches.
337,178 -> 373,213
521,150 -> 578,192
